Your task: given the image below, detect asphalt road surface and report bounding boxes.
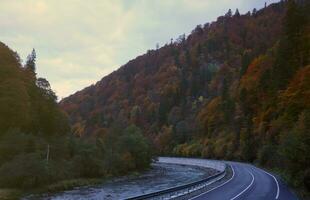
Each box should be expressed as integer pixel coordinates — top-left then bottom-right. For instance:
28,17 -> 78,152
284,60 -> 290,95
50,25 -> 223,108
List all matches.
190,162 -> 298,200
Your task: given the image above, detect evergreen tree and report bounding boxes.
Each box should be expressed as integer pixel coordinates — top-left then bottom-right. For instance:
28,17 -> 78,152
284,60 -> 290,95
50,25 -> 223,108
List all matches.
225,9 -> 232,17
234,9 -> 240,17
272,0 -> 309,89
25,48 -> 36,72
240,51 -> 252,76
252,8 -> 257,16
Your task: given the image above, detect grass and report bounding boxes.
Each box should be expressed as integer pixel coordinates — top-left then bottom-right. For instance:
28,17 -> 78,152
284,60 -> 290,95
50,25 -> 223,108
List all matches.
43,178 -> 104,193
274,170 -> 310,200
0,169 -> 149,199
0,189 -> 23,200
254,164 -> 310,200
0,178 -> 104,200
0,171 -> 144,199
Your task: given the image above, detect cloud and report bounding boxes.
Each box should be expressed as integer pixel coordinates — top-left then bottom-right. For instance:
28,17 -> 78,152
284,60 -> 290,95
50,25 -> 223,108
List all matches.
0,0 -> 280,98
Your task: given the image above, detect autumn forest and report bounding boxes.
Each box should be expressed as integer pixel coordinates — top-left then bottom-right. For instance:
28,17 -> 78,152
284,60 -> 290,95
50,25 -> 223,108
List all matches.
0,0 -> 309,199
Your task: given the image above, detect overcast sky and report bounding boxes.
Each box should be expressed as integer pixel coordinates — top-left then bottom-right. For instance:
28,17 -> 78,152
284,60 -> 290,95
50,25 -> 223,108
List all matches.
0,0 -> 280,99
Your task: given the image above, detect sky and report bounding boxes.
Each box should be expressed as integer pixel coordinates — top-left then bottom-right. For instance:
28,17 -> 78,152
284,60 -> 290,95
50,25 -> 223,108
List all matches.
0,0 -> 280,99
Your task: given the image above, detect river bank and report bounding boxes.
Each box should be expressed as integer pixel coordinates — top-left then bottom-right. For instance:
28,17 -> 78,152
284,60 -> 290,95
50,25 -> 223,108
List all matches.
22,161 -> 217,200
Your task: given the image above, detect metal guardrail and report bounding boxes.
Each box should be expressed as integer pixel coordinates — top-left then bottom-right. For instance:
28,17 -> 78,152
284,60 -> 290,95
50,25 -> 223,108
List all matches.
157,157 -> 226,172
125,163 -> 227,200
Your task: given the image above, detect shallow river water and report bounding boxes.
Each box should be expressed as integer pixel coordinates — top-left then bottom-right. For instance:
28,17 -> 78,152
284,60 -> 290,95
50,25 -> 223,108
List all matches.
24,159 -> 216,200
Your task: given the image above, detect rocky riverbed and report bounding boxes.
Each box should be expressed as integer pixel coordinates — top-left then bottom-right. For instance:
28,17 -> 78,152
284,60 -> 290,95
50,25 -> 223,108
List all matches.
24,160 -> 217,200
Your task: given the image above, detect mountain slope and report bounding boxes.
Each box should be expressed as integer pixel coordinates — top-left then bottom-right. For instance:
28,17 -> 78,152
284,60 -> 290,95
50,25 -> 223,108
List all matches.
61,2 -> 285,137
61,0 -> 309,195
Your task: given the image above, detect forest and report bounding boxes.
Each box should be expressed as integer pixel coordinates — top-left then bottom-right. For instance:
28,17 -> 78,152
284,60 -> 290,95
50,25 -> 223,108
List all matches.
0,42 -> 152,193
61,0 -> 309,197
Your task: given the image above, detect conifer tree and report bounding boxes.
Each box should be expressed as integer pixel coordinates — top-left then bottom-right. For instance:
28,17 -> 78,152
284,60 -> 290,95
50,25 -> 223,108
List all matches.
235,9 -> 240,17
25,48 -> 36,72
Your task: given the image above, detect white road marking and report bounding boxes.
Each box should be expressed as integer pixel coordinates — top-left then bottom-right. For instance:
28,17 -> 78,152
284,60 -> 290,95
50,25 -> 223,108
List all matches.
189,164 -> 235,200
257,167 -> 280,199
230,170 -> 254,200
187,163 -> 280,200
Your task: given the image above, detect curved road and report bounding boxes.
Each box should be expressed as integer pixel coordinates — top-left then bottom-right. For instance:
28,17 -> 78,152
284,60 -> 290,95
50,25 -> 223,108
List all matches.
190,162 -> 298,200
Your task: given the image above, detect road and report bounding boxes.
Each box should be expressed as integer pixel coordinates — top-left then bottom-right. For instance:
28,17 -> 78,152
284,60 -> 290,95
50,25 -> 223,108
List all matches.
190,162 -> 298,200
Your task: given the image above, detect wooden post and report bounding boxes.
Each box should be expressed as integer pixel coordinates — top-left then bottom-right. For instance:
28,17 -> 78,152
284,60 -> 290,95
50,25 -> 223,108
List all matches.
46,144 -> 50,164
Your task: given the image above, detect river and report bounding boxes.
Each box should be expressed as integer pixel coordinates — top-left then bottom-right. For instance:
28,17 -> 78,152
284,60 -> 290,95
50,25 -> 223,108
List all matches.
24,158 -> 217,200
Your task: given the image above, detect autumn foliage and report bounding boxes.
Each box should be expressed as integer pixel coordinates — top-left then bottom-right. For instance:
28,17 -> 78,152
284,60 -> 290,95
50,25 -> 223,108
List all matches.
61,0 -> 309,195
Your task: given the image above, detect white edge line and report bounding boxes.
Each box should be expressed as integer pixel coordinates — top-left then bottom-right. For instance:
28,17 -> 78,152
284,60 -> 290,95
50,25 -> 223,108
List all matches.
257,167 -> 280,199
188,164 -> 235,200
230,170 -> 254,200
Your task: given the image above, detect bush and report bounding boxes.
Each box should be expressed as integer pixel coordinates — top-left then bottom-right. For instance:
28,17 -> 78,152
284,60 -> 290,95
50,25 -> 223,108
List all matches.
71,145 -> 104,178
0,153 -> 48,188
0,125 -> 153,189
0,130 -> 39,165
119,125 -> 152,170
257,144 -> 277,167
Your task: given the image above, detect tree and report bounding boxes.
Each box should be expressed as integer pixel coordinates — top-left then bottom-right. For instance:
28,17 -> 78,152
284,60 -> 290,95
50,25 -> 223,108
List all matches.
119,125 -> 152,170
175,120 -> 190,143
239,122 -> 256,162
158,97 -> 170,125
272,0 -> 309,89
234,9 -> 240,17
280,66 -> 310,120
25,48 -> 36,72
225,9 -> 232,17
240,50 -> 252,76
176,34 -> 186,44
36,78 -> 57,102
221,77 -> 234,123
283,0 -> 308,67
279,110 -> 310,190
155,125 -> 173,153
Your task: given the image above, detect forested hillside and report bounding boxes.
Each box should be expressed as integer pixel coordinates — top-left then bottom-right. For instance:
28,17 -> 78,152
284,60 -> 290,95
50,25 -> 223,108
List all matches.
0,43 -> 152,192
60,0 -> 309,195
